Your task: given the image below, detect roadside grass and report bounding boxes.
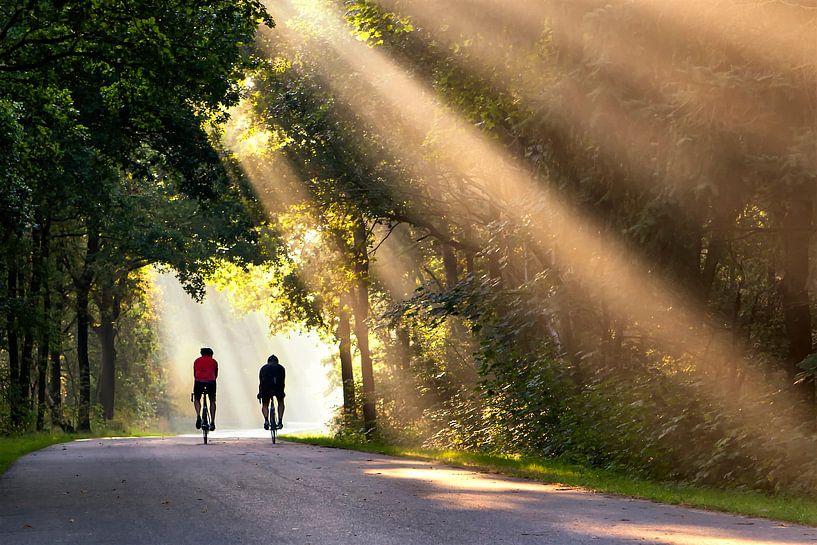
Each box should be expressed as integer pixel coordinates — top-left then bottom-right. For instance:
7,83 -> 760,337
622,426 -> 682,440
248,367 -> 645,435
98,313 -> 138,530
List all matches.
0,427 -> 164,476
0,433 -> 88,475
282,434 -> 817,527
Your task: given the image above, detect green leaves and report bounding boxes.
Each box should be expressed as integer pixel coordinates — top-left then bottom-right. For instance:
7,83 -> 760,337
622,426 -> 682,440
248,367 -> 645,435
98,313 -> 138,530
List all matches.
795,354 -> 817,388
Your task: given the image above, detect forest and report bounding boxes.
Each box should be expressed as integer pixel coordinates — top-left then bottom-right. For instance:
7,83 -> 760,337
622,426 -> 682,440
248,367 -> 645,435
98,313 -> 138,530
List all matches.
1,0 -> 816,496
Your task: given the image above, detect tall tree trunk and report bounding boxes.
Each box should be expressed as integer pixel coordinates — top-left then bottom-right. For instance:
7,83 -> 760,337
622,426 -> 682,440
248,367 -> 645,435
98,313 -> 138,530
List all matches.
76,279 -> 92,432
75,226 -> 99,432
19,222 -> 48,429
50,348 -> 64,429
6,245 -> 22,428
36,320 -> 49,431
781,187 -> 815,417
96,276 -> 122,421
97,316 -> 116,420
49,290 -> 65,429
36,217 -> 52,431
337,291 -> 356,415
19,327 -> 34,427
352,220 -> 377,437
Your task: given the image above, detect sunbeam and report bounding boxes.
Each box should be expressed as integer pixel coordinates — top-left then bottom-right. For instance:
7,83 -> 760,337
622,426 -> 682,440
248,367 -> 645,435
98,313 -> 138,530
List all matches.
252,0 -> 813,441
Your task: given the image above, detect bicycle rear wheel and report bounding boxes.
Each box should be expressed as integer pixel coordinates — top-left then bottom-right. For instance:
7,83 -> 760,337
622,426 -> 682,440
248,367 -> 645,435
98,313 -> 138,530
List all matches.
202,400 -> 209,445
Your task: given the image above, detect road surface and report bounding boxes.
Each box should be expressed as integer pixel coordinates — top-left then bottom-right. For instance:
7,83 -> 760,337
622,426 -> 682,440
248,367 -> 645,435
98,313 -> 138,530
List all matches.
1,433 -> 815,544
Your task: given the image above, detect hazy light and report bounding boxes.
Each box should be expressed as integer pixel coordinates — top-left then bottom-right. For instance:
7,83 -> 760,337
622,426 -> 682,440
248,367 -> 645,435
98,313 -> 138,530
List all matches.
152,271 -> 340,431
248,0 -> 812,444
374,0 -> 817,190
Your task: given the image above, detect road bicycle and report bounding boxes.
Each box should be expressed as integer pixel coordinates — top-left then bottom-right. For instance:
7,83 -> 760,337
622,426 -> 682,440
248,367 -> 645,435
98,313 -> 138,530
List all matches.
201,391 -> 210,444
269,399 -> 277,445
261,396 -> 279,444
192,386 -> 213,445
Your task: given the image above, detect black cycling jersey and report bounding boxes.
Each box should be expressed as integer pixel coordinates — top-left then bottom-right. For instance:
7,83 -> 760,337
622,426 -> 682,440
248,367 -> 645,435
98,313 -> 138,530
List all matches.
259,361 -> 285,391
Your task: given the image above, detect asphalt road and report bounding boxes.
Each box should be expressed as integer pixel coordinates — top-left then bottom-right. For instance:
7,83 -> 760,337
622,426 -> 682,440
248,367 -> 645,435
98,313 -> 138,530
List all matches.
1,434 -> 815,545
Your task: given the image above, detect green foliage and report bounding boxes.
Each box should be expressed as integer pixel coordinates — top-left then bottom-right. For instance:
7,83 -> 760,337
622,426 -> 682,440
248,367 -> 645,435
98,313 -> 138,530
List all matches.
230,0 -> 817,498
0,0 -> 275,433
4,0 -> 815,502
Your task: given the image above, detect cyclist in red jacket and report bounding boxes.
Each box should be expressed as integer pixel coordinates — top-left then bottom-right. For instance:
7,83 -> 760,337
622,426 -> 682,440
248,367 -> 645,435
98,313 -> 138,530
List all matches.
193,347 -> 218,431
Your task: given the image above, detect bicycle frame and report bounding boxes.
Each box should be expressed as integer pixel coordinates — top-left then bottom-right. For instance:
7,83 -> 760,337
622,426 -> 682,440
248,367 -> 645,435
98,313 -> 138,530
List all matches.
269,397 -> 277,444
201,393 -> 209,444
192,385 -> 212,445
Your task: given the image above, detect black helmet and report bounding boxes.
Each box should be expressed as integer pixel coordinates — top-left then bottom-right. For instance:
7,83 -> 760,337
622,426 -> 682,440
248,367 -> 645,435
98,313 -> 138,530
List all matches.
200,347 -> 214,356
267,354 -> 278,364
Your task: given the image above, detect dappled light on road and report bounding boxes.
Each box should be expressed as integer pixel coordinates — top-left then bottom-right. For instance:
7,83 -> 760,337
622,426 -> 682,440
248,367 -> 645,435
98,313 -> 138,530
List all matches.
577,521 -> 815,545
3,437 -> 815,545
354,457 -> 816,545
366,464 -> 561,493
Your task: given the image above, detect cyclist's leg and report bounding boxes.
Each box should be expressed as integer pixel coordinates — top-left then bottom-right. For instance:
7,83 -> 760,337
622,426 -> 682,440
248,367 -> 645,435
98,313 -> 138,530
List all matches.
193,382 -> 203,428
276,393 -> 285,429
208,387 -> 216,429
261,393 -> 271,429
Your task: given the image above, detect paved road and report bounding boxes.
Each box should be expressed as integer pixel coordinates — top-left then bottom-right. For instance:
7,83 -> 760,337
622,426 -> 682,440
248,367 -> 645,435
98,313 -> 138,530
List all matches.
1,434 -> 815,544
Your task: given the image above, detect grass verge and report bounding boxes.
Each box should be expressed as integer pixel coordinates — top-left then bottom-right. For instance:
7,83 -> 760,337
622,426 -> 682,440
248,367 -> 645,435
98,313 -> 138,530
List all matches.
0,428 -> 164,476
0,433 -> 88,475
282,434 -> 817,527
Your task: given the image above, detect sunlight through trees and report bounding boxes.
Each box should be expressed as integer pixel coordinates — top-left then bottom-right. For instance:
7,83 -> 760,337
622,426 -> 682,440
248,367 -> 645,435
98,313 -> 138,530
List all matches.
1,0 -> 816,496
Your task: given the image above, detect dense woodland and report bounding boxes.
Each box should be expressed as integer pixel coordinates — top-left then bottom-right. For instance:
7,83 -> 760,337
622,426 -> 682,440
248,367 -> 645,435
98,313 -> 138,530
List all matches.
2,0 -> 816,495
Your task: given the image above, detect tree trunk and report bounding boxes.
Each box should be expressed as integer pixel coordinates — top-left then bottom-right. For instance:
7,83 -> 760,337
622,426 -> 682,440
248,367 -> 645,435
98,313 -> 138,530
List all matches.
397,326 -> 411,372
700,202 -> 741,299
36,218 -> 52,431
36,331 -> 48,431
19,222 -> 48,429
75,226 -> 99,432
50,348 -> 64,429
337,292 -> 356,415
441,241 -> 459,289
49,293 -> 65,429
6,245 -> 22,429
352,220 -> 377,437
76,279 -> 92,432
96,277 -> 122,421
19,329 -> 34,427
781,187 -> 815,417
97,317 -> 116,420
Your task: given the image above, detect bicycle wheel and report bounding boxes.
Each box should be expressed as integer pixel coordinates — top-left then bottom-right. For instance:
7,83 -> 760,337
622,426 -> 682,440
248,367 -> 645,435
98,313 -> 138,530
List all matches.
202,400 -> 209,445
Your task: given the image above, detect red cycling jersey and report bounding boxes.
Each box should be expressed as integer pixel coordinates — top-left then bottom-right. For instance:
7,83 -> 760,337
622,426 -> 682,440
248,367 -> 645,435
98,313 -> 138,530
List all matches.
193,355 -> 218,381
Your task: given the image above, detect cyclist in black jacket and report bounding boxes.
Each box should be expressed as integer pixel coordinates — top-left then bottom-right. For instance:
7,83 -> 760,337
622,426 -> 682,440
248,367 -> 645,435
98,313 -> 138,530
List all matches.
257,354 -> 286,430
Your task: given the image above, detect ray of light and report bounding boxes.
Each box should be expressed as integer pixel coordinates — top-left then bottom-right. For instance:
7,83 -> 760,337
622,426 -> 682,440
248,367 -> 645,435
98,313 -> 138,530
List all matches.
373,0 -> 817,190
254,0 -> 812,438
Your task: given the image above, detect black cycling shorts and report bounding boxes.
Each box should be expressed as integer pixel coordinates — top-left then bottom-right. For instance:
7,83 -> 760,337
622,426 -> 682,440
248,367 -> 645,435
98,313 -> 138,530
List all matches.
193,380 -> 217,399
261,388 -> 285,405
